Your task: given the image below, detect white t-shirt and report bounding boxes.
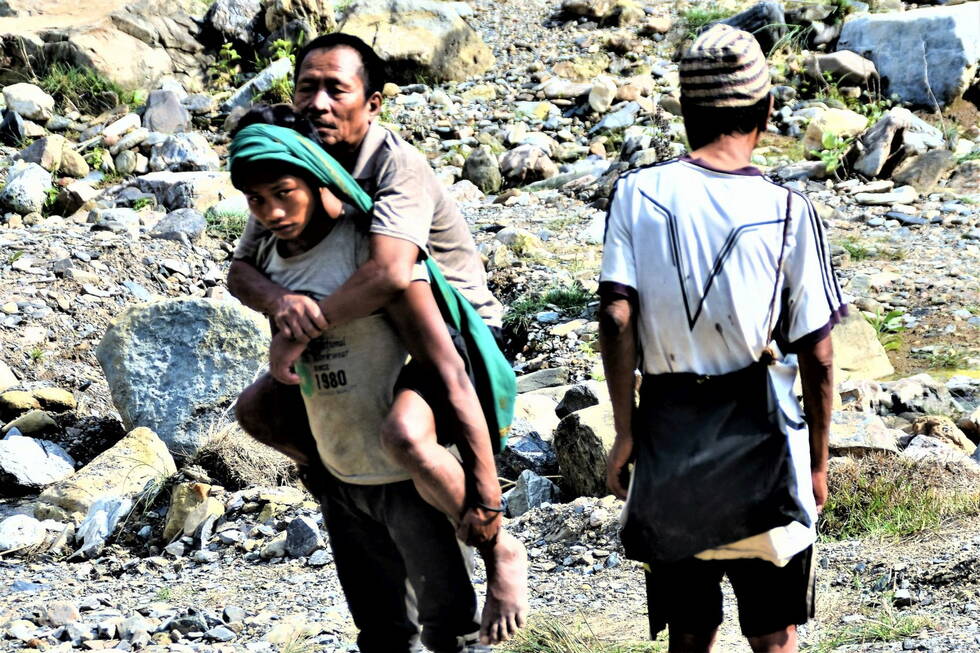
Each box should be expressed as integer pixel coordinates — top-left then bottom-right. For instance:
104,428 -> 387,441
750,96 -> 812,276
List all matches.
601,157 -> 845,564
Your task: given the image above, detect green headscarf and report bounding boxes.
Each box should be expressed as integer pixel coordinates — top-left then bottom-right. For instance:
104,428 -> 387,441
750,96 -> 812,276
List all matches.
228,123 -> 373,214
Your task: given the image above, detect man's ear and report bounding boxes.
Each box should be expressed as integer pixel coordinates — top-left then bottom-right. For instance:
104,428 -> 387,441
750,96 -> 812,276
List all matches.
366,91 -> 383,118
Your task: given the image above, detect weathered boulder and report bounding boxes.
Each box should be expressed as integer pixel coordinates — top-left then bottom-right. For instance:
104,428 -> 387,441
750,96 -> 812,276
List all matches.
514,393 -> 560,442
96,298 -> 269,455
1,83 -> 54,121
0,514 -> 46,553
554,403 -> 615,497
0,161 -> 52,215
150,208 -> 207,243
0,362 -> 17,393
902,435 -> 978,467
831,309 -> 894,381
462,147 -> 502,194
220,58 -> 292,113
2,410 -> 57,437
836,3 -> 980,107
721,1 -> 786,53
0,435 -> 75,493
134,171 -> 243,212
516,367 -> 570,393
18,135 -> 89,178
504,469 -> 558,517
830,412 -> 900,456
338,0 -> 495,83
0,389 -> 38,421
891,150 -> 957,193
205,0 -> 265,44
500,145 -> 559,186
556,382 -> 606,419
56,25 -> 176,90
588,75 -> 618,114
496,428 -> 557,478
285,515 -> 323,558
143,90 -> 192,134
804,51 -> 877,87
910,416 -> 976,456
265,0 -> 336,34
803,109 -> 868,154
881,374 -> 961,416
149,133 -> 221,172
35,427 -> 176,522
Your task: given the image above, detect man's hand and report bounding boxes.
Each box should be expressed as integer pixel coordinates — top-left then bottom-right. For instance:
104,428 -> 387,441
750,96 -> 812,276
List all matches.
457,506 -> 502,547
269,331 -> 307,385
273,293 -> 327,343
811,468 -> 828,514
606,437 -> 634,499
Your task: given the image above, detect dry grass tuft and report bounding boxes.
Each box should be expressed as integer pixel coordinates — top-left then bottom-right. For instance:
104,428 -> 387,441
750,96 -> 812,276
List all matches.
192,418 -> 297,491
821,453 -> 980,540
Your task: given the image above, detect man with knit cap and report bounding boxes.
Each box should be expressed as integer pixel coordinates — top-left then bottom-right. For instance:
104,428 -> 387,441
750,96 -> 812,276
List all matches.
599,24 -> 843,653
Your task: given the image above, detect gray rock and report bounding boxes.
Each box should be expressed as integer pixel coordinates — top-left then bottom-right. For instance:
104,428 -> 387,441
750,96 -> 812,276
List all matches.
902,435 -> 978,467
804,50 -> 877,86
134,170 -> 243,212
556,383 -> 602,419
118,614 -> 151,641
220,58 -> 292,113
836,3 -> 980,106
150,133 -> 220,172
38,600 -> 80,627
554,404 -> 615,498
853,186 -> 918,206
95,298 -> 269,455
891,150 -> 957,192
499,145 -> 558,185
114,150 -> 138,176
142,90 -> 192,134
73,496 -> 132,559
496,427 -> 557,478
0,161 -> 52,214
0,435 -> 75,492
504,469 -> 558,517
285,515 -> 323,558
307,549 -> 331,566
150,208 -> 206,243
853,109 -> 908,178
0,109 -> 26,146
1,83 -> 54,121
830,412 -> 900,455
589,102 -> 641,134
207,625 -> 236,642
517,368 -> 570,393
0,514 -> 45,552
882,374 -> 962,415
223,605 -> 246,623
462,147 -> 502,194
205,0 -> 264,44
721,1 -> 786,53
90,207 -> 141,238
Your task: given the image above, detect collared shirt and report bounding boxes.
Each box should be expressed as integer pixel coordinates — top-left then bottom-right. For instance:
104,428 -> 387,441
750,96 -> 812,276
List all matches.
235,121 -> 503,327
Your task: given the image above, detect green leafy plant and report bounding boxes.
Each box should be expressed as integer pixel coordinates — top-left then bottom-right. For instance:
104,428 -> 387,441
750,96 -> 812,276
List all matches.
85,147 -> 108,170
807,608 -> 934,653
38,63 -> 138,114
43,186 -> 60,216
257,76 -> 296,105
211,42 -> 242,89
809,131 -> 853,175
7,250 -> 24,265
28,347 -> 45,364
839,237 -> 871,261
205,208 -> 249,242
503,282 -> 593,332
132,197 -> 154,211
957,150 -> 980,164
865,308 -> 906,352
916,347 -> 972,370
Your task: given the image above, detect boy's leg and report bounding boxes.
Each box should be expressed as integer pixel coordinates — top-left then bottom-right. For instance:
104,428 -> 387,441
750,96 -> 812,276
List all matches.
381,479 -> 481,653
380,388 -> 528,645
236,372 -> 318,466
318,479 -> 423,653
644,558 -> 725,653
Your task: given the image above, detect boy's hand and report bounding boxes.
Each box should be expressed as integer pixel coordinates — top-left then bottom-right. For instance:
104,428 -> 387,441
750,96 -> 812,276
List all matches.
269,331 -> 306,385
458,505 -> 502,547
273,293 -> 327,343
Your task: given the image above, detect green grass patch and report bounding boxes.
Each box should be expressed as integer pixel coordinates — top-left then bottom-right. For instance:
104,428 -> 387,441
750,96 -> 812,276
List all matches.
865,308 -> 906,352
807,607 -> 933,653
681,7 -> 734,39
838,237 -> 871,261
503,282 -> 593,332
38,63 -> 137,115
504,616 -> 666,653
914,347 -> 974,370
821,454 -> 980,540
205,208 -> 249,242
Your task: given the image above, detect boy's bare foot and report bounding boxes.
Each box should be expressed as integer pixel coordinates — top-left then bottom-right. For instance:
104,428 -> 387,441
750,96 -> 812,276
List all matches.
478,530 -> 529,645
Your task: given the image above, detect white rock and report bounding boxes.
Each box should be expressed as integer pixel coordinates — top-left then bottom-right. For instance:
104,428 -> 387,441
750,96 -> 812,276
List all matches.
0,161 -> 52,215
0,435 -> 75,490
588,75 -> 618,113
0,514 -> 46,552
2,83 -> 55,121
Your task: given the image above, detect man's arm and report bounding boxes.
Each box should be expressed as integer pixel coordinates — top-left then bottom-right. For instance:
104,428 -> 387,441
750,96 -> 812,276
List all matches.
599,295 -> 638,499
227,259 -> 327,341
797,334 -> 833,513
385,281 -> 502,544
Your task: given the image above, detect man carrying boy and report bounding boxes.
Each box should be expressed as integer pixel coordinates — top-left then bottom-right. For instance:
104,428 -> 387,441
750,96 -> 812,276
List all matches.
226,34 -> 526,648
599,25 -> 844,653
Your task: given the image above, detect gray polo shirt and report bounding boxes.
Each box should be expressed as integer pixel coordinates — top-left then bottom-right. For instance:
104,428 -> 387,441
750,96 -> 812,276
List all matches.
234,122 -> 503,327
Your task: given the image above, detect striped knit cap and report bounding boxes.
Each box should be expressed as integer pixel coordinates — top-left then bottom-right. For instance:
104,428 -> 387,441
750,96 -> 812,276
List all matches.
679,24 -> 771,108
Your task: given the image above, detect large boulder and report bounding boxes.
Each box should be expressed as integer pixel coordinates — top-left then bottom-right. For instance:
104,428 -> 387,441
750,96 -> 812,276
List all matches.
803,109 -> 868,154
830,412 -> 900,456
54,25 -> 176,91
1,83 -> 54,121
720,1 -> 786,54
0,161 -> 52,215
461,147 -> 502,194
0,435 -> 75,494
852,108 -> 946,179
836,3 -> 980,107
338,0 -> 495,83
831,309 -> 894,382
35,427 -> 176,522
133,171 -> 244,212
911,416 -> 976,456
96,298 -> 269,456
554,403 -> 615,498
149,133 -> 221,172
205,0 -> 265,45
18,135 -> 90,178
220,58 -> 292,113
142,90 -> 192,134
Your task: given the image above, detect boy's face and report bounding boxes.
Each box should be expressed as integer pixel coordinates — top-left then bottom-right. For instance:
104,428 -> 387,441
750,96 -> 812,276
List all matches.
243,174 -> 317,240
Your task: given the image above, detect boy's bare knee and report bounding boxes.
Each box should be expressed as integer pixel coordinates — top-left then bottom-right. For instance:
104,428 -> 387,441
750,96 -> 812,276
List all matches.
381,413 -> 430,462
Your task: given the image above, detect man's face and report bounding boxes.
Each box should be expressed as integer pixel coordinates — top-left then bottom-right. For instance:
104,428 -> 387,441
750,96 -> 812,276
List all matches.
293,46 -> 382,155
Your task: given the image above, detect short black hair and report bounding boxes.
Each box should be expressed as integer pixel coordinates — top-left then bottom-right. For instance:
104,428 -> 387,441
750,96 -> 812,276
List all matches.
293,33 -> 387,98
681,94 -> 772,151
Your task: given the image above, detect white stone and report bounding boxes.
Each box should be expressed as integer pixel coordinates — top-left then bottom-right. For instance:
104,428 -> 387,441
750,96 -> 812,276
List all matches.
2,83 -> 55,121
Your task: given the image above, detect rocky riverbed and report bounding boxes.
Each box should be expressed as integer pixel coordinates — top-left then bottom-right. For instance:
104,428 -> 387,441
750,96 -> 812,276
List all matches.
1,0 -> 979,650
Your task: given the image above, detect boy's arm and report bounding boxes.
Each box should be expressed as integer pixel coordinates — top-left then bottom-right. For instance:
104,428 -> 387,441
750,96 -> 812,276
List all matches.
599,294 -> 638,499
797,334 -> 833,513
386,280 -> 502,543
228,260 -> 328,342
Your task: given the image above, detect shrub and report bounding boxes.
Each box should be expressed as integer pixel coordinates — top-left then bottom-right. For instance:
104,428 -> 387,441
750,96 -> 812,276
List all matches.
205,208 -> 249,242
39,63 -> 136,115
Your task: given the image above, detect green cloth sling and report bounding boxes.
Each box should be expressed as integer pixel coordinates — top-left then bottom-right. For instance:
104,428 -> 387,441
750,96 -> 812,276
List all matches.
230,123 -> 516,451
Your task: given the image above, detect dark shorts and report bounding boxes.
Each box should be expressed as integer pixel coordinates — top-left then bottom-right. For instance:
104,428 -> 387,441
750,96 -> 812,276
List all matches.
301,467 -> 480,653
393,325 -> 504,447
645,546 -> 816,638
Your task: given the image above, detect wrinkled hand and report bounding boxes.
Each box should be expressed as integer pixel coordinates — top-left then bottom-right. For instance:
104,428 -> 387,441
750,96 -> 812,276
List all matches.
269,331 -> 307,385
457,505 -> 502,547
811,468 -> 828,514
606,437 -> 634,499
272,293 -> 327,343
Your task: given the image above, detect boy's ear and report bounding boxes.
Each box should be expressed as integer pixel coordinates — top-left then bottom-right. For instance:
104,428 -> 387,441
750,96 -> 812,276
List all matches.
319,186 -> 344,219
